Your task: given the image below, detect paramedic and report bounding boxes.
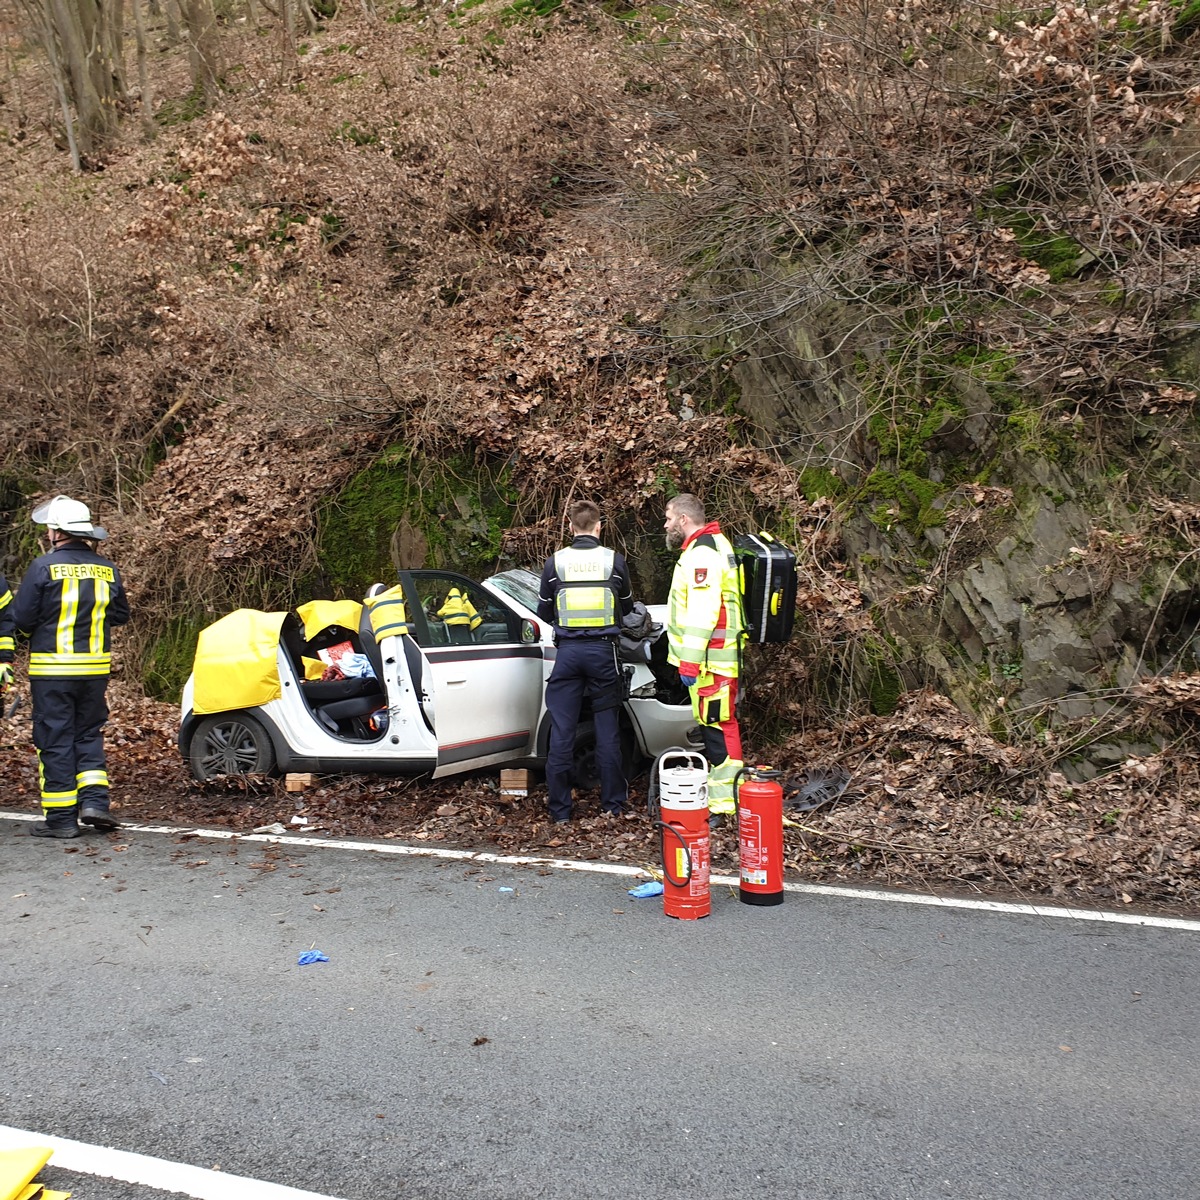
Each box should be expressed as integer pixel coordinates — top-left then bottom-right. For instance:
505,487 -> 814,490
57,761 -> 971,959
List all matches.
12,496 -> 130,838
663,493 -> 745,821
537,499 -> 635,822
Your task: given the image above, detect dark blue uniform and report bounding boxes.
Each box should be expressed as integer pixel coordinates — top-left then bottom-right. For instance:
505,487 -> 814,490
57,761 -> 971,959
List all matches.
0,573 -> 14,674
12,539 -> 130,828
537,535 -> 634,821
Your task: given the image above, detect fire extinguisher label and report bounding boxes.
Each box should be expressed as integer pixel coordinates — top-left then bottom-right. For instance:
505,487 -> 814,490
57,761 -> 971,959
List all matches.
675,847 -> 689,880
740,811 -> 763,866
741,868 -> 768,885
689,841 -> 710,897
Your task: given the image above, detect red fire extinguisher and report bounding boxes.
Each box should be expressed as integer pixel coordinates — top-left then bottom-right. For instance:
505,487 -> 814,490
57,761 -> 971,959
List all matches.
656,749 -> 711,920
735,765 -> 784,906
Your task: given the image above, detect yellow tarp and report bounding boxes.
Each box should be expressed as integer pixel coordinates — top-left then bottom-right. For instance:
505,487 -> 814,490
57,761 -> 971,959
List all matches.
192,609 -> 288,716
0,1148 -> 51,1200
296,599 -> 363,642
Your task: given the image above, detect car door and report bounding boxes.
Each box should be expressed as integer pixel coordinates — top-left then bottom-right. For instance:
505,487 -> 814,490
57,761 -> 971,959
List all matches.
400,571 -> 544,774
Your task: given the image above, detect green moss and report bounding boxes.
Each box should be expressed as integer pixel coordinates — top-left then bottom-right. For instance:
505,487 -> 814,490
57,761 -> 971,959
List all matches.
144,614 -> 208,702
337,122 -> 378,146
860,468 -> 946,534
316,446 -> 517,592
1004,405 -> 1076,464
855,337 -> 1024,538
799,465 -> 845,501
155,84 -> 207,127
988,208 -> 1086,282
0,475 -> 39,577
867,655 -> 903,716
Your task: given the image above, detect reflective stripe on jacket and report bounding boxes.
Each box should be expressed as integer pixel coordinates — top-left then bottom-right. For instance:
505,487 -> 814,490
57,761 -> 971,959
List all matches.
667,526 -> 744,677
552,546 -> 618,631
365,585 -> 410,640
12,543 -> 130,679
438,587 -> 481,630
0,574 -> 13,661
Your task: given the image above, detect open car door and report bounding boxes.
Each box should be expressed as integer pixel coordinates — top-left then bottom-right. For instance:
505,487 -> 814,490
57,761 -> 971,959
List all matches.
399,570 -> 544,775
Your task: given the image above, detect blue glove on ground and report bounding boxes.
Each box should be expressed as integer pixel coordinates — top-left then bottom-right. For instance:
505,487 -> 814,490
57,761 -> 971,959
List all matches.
628,880 -> 665,898
298,950 -> 330,965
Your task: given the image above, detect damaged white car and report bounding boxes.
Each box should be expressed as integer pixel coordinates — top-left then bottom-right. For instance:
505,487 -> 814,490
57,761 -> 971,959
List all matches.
178,568 -> 693,784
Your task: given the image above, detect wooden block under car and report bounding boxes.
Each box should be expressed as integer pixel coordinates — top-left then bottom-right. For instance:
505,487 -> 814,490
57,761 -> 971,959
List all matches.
499,769 -> 530,798
285,773 -> 315,793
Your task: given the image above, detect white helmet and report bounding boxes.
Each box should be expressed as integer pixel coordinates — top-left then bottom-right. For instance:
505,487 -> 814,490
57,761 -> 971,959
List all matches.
31,494 -> 108,541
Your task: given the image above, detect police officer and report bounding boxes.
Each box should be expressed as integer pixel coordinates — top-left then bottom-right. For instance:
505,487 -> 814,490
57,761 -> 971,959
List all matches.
12,496 -> 130,838
663,493 -> 746,822
537,500 -> 635,822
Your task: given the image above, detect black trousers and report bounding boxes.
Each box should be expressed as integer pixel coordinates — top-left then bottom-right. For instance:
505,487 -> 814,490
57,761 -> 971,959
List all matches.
31,676 -> 111,818
544,636 -> 626,820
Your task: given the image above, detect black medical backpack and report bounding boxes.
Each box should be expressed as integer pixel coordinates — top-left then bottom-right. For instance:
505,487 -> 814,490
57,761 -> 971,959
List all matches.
733,531 -> 798,644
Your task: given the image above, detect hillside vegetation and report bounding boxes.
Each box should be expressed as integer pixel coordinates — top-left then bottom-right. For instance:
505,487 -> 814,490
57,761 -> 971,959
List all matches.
2,0 -> 1200,906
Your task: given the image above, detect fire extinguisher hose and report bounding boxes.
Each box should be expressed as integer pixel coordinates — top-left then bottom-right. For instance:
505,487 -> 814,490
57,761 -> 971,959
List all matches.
656,820 -> 692,887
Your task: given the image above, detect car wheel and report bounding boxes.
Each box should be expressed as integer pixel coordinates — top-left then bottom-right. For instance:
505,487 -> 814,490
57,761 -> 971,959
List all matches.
571,720 -> 637,790
189,713 -> 277,781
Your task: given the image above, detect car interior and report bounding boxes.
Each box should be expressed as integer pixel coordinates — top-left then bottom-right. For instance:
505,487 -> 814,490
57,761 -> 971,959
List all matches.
407,575 -> 518,648
278,613 -> 384,739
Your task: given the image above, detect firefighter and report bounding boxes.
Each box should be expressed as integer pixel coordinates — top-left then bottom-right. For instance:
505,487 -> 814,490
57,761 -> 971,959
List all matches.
12,496 -> 130,839
0,573 -> 14,697
437,586 -> 481,643
537,499 -> 635,822
663,493 -> 746,821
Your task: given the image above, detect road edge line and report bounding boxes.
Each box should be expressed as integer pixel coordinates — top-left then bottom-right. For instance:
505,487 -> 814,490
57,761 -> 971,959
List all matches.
0,1123 -> 348,1200
4,811 -> 1199,932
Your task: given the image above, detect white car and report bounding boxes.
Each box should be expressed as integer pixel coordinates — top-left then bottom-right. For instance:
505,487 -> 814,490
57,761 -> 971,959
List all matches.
178,567 -> 694,784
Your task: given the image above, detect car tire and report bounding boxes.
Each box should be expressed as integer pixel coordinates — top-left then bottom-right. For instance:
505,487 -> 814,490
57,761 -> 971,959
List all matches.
189,713 -> 277,781
571,720 -> 637,790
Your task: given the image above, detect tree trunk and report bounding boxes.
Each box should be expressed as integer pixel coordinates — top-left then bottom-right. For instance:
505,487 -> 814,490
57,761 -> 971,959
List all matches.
37,0 -> 82,169
279,0 -> 297,82
131,0 -> 156,136
163,0 -> 181,44
181,0 -> 222,100
41,0 -> 122,157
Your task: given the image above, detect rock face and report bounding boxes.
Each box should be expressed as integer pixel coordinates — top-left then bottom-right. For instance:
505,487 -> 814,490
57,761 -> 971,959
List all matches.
729,312 -> 1200,773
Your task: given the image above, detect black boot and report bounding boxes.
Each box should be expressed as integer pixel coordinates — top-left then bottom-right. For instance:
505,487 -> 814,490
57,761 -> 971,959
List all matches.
80,805 -> 120,831
31,821 -> 83,839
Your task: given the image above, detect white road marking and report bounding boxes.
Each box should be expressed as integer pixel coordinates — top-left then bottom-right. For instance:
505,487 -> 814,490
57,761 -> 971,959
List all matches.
4,810 -> 1199,932
0,1124 -> 348,1200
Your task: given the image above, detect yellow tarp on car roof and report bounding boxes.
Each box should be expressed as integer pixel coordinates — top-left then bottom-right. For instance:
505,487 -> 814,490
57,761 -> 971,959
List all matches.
193,609 -> 288,716
296,599 -> 363,641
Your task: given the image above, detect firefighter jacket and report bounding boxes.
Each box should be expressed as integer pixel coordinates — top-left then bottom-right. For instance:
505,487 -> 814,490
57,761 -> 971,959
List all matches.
437,587 -> 481,630
365,584 -> 410,640
668,522 -> 745,678
12,540 -> 130,678
537,535 -> 634,638
0,573 -> 13,663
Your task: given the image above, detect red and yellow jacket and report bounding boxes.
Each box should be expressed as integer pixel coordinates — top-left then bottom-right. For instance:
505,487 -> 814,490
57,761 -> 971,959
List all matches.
667,522 -> 744,678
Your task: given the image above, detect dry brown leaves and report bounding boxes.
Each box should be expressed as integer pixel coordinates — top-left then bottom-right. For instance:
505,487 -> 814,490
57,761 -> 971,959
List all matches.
3,680 -> 1194,913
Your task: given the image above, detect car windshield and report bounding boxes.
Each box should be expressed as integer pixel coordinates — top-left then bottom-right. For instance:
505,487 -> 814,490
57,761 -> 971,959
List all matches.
486,568 -> 541,612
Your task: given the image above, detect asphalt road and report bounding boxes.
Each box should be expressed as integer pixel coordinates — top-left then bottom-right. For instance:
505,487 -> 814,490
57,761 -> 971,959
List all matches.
2,815 -> 1198,1200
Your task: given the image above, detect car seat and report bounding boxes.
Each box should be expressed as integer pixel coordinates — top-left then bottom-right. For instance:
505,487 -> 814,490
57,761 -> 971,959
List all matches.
300,618 -> 384,736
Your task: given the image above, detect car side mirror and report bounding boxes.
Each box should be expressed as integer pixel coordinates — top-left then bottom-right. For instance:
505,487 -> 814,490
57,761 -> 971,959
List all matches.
521,619 -> 540,644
